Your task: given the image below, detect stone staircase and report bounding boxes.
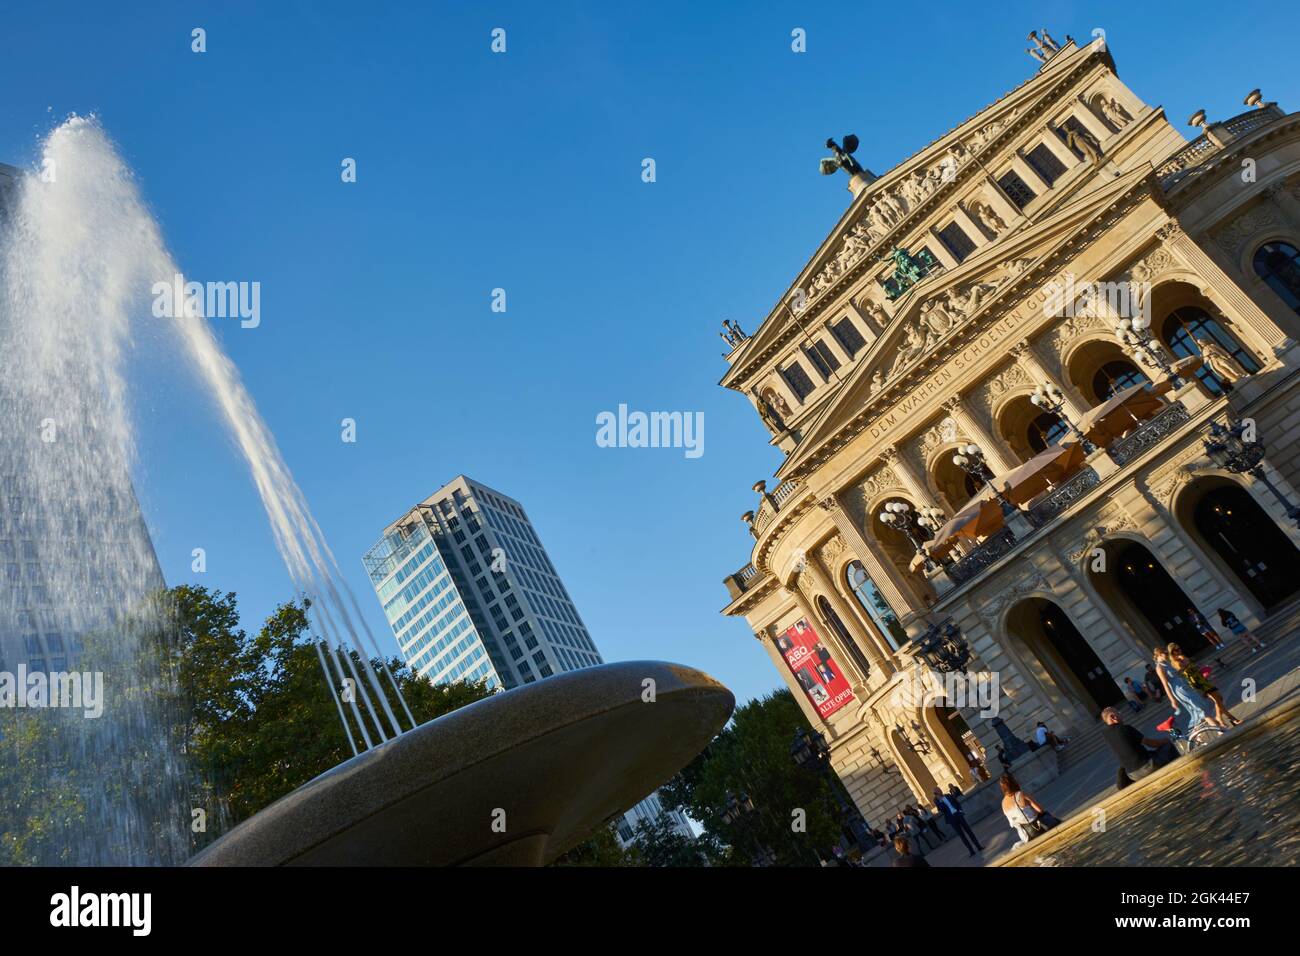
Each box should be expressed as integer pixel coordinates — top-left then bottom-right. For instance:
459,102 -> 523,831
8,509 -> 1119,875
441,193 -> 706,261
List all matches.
1054,598 -> 1300,775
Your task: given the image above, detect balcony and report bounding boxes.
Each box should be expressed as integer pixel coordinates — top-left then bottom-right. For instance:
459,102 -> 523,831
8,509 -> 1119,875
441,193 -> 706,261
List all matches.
1110,402 -> 1190,465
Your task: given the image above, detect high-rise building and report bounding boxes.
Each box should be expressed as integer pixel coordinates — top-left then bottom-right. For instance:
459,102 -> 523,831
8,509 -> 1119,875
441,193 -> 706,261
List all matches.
364,475 -> 693,846
363,475 -> 603,690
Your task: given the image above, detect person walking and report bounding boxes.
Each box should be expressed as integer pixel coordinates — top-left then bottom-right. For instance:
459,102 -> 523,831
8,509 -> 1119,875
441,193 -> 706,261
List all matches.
1187,607 -> 1225,651
1153,645 -> 1222,731
1143,663 -> 1164,701
916,803 -> 946,842
999,772 -> 1059,845
1169,642 -> 1240,727
933,786 -> 983,858
902,807 -> 935,851
1218,607 -> 1265,652
891,835 -> 930,867
1100,706 -> 1178,789
995,744 -> 1014,772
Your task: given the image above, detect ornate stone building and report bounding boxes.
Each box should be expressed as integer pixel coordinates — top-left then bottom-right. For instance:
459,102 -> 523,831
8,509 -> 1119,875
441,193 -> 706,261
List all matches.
719,36 -> 1300,825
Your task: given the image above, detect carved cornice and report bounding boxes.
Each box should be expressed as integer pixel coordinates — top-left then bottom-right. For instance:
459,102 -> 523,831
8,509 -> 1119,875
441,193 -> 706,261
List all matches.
722,45 -> 1120,390
782,169 -> 1158,482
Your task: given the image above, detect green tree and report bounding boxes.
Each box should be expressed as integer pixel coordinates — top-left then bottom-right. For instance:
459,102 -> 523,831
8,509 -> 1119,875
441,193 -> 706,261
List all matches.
659,689 -> 848,867
549,820 -> 640,867
165,585 -> 493,848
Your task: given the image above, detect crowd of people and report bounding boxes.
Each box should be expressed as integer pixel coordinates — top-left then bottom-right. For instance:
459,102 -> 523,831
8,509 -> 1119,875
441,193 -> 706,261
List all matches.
885,608 -> 1264,866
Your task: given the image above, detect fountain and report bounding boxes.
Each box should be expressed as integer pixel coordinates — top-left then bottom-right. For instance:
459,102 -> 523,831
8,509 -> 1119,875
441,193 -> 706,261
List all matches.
0,118 -> 731,866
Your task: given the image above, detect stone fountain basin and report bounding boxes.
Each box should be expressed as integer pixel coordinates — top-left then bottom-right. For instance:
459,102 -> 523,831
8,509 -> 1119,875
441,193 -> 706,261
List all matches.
188,660 -> 733,866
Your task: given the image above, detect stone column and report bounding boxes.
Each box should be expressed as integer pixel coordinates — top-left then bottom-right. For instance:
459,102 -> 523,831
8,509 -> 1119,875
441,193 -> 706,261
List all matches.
1010,337 -> 1091,420
818,495 -> 913,659
879,446 -> 941,510
803,552 -> 886,679
1011,151 -> 1051,196
1038,125 -> 1079,169
952,202 -> 990,249
819,318 -> 855,366
1162,221 -> 1291,357
784,582 -> 872,691
1070,96 -> 1114,143
940,396 -> 1017,473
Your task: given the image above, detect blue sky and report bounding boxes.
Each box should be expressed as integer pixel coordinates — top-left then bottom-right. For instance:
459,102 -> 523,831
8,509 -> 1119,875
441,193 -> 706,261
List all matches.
1,1 -> 1296,708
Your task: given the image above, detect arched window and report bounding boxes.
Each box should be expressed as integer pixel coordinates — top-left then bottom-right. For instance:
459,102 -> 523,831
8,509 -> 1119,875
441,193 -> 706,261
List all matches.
1161,306 -> 1260,396
845,561 -> 906,651
816,595 -> 873,679
1027,411 -> 1069,453
1092,360 -> 1149,400
1253,241 -> 1300,313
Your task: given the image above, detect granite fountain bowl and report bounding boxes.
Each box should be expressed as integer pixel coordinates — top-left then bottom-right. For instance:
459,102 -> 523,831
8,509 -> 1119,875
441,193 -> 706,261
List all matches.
188,660 -> 734,866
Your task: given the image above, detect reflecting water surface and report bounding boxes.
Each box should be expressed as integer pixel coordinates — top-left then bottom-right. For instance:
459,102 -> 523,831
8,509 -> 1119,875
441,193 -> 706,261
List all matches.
1012,716 -> 1300,866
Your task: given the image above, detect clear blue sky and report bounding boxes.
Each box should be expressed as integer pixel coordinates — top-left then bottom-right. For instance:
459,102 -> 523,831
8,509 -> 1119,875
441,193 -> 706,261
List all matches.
2,2 -> 1296,707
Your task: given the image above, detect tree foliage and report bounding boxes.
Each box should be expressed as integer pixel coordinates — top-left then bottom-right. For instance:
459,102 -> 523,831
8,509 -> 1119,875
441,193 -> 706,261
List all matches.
659,689 -> 846,866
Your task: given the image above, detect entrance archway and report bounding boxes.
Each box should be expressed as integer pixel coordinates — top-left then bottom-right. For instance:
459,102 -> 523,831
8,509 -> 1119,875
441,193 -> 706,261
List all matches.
1006,598 -> 1124,720
1186,482 -> 1300,610
1103,540 -> 1215,652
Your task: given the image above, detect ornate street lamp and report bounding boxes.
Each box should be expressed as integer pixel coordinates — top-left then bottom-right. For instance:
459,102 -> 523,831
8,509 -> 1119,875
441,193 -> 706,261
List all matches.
911,617 -> 973,673
879,501 -> 938,572
868,746 -> 898,774
895,721 -> 933,756
1030,382 -> 1097,453
1203,419 -> 1300,527
1114,314 -> 1183,387
952,443 -> 1016,516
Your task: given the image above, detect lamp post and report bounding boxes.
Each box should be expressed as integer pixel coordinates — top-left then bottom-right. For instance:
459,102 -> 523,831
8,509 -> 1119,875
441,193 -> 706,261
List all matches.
1203,419 -> 1300,527
721,790 -> 774,867
912,617 -> 973,673
879,501 -> 938,572
791,728 -> 873,855
869,745 -> 898,774
1114,315 -> 1183,387
952,443 -> 1016,516
1030,382 -> 1097,453
894,721 -> 933,756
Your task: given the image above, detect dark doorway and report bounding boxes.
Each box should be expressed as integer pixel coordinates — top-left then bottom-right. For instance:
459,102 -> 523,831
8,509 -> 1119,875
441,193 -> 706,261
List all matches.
1194,485 -> 1300,609
1114,542 -> 1213,651
1038,602 -> 1125,712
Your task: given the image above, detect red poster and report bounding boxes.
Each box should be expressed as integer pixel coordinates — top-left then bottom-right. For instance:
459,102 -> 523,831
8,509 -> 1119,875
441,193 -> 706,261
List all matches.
776,617 -> 854,719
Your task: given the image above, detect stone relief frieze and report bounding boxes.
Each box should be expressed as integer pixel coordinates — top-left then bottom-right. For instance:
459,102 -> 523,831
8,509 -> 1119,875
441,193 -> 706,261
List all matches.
1065,503 -> 1138,563
791,108 -> 1025,316
1211,201 -> 1286,259
816,534 -> 847,571
977,570 -> 1050,619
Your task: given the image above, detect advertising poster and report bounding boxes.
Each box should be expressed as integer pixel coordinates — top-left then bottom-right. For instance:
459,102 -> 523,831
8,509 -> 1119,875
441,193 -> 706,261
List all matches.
775,617 -> 854,719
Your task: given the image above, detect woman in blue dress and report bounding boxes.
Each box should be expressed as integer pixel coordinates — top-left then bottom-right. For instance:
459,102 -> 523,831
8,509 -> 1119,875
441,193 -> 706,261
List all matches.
1153,646 -> 1222,730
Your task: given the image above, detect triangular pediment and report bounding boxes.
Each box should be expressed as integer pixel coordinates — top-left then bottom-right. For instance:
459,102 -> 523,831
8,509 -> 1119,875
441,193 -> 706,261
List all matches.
776,164 -> 1156,480
721,40 -> 1113,392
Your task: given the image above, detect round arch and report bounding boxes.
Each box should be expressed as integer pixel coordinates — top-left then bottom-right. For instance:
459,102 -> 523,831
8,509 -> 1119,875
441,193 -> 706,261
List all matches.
1171,475 -> 1300,614
1086,535 -> 1212,654
868,496 -> 935,608
1003,596 -> 1124,726
928,442 -> 981,512
1148,280 -> 1265,394
1248,236 -> 1300,317
1063,335 -> 1151,404
995,392 -> 1068,462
